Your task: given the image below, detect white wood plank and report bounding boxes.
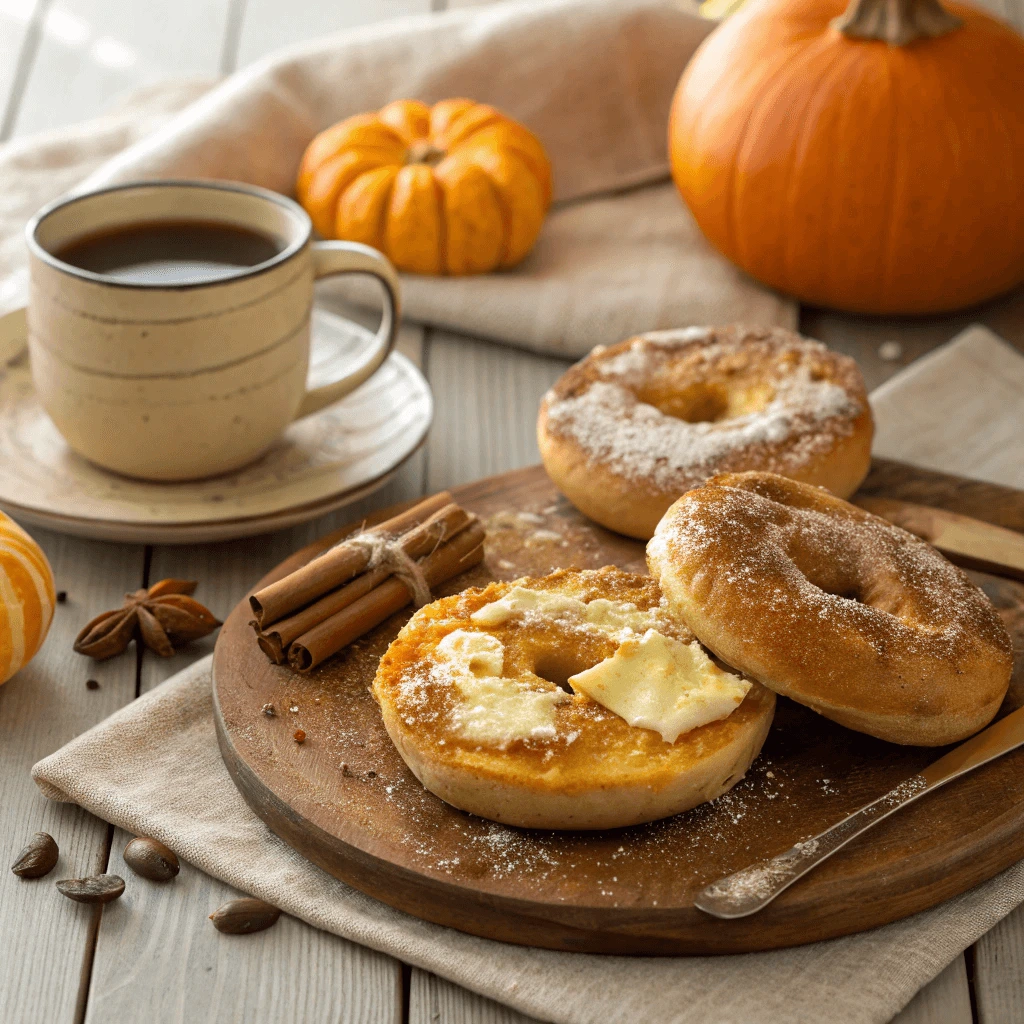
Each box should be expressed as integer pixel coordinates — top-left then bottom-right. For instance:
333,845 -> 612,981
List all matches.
890,956 -> 974,1024
86,828 -> 402,1024
0,0 -> 44,138
0,526 -> 144,1024
424,330 -> 571,491
11,0 -> 231,137
84,329 -> 426,1021
235,0 -> 433,69
410,968 -> 540,1024
975,903 -> 1024,1024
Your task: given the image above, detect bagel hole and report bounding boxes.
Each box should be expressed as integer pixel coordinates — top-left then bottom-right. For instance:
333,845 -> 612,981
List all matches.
640,383 -> 729,423
801,567 -> 863,604
637,382 -> 774,423
533,650 -> 602,693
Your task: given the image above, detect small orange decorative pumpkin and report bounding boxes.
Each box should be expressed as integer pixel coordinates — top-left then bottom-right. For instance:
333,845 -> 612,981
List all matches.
669,0 -> 1024,314
0,512 -> 55,684
297,99 -> 553,276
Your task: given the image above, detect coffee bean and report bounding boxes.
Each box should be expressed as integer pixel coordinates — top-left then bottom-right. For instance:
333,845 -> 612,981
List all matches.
11,832 -> 59,878
123,837 -> 179,881
86,679 -> 100,690
56,873 -> 125,904
209,897 -> 281,934
56,591 -> 68,603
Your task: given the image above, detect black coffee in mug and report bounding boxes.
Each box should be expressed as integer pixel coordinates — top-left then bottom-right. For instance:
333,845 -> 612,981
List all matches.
54,220 -> 282,285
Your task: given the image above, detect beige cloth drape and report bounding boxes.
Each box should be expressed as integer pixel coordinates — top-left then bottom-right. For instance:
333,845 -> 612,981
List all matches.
33,326 -> 1024,1024
0,0 -> 796,357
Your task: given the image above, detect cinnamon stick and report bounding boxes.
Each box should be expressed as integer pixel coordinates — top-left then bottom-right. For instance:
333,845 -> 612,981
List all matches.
253,503 -> 474,655
288,521 -> 486,673
253,628 -> 286,665
250,490 -> 453,627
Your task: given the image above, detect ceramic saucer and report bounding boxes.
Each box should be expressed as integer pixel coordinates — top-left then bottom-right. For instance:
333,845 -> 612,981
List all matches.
0,309 -> 432,543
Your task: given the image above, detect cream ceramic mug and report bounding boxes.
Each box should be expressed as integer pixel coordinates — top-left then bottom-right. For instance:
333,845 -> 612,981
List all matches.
1,180 -> 400,481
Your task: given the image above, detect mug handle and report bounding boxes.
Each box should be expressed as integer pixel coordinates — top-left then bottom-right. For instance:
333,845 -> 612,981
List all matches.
295,241 -> 402,420
0,307 -> 28,364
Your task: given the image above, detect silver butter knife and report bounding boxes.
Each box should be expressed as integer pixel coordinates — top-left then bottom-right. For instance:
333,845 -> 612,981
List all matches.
695,703 -> 1024,919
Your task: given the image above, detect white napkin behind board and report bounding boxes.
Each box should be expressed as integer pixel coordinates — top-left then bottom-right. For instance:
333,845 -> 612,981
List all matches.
33,326 -> 1024,1024
870,326 -> 1024,489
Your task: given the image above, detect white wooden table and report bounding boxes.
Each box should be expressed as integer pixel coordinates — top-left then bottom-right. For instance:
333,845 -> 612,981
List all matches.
2,1 -> 1023,1021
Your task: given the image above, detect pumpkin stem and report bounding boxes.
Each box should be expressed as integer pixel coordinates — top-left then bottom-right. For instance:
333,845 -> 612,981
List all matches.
832,0 -> 962,45
406,140 -> 446,167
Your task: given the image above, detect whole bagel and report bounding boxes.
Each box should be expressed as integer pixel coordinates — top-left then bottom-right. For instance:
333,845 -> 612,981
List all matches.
372,567 -> 775,829
538,325 -> 873,539
647,473 -> 1013,746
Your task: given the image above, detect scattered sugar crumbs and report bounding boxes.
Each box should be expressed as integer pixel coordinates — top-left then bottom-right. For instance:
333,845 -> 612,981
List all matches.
483,504 -> 614,576
388,756 -> 848,903
289,672 -> 853,904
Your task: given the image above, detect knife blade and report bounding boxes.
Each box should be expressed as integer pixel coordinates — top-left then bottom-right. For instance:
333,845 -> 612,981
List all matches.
694,703 -> 1024,919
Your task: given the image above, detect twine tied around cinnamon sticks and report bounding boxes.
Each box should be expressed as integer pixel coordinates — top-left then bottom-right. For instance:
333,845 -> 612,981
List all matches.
249,492 -> 485,672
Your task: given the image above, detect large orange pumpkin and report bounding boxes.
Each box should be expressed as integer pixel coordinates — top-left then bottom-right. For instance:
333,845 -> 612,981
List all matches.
0,512 -> 55,684
669,0 -> 1024,314
296,99 -> 552,276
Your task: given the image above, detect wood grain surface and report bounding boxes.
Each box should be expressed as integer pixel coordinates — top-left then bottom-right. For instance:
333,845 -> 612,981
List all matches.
213,461 -> 1024,956
0,530 -> 144,1021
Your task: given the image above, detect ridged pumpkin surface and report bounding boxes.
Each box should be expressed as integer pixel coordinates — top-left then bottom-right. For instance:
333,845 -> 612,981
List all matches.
0,513 -> 55,684
297,99 -> 553,276
669,0 -> 1024,314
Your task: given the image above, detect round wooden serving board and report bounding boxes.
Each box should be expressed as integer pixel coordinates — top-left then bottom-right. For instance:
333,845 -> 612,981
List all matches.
213,461 -> 1024,955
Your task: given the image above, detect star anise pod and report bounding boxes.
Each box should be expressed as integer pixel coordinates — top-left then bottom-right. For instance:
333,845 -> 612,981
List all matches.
74,579 -> 221,661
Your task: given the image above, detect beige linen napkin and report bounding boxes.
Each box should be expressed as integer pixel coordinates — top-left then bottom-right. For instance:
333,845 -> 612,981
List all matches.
0,0 -> 796,356
32,325 -> 1024,1024
870,326 -> 1024,488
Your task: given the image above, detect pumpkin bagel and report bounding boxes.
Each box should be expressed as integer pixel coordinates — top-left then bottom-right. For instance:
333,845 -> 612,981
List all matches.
538,325 -> 873,540
372,567 -> 775,829
647,472 -> 1014,747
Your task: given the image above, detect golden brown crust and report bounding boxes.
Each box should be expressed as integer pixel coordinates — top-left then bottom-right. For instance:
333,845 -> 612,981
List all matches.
648,473 -> 1014,746
372,567 -> 776,829
538,325 -> 874,539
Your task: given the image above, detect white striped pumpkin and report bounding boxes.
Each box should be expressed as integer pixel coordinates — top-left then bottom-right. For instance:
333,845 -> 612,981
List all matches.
0,513 -> 55,684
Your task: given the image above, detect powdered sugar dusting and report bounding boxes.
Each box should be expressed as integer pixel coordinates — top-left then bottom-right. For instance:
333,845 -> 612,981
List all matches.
543,326 -> 864,493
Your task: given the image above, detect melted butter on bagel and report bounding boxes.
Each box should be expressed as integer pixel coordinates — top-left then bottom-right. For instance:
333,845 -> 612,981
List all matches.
570,630 -> 750,743
434,629 -> 570,746
372,567 -> 775,830
435,586 -> 752,746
